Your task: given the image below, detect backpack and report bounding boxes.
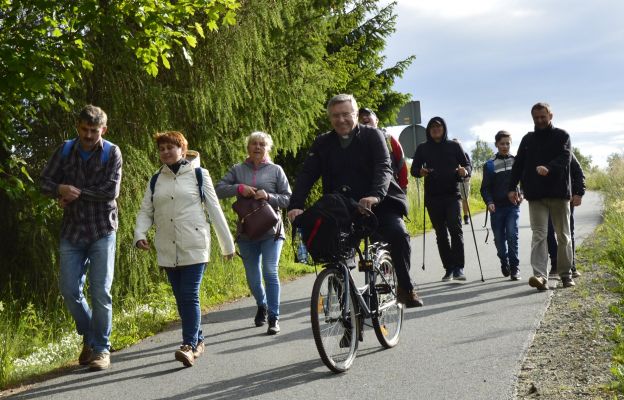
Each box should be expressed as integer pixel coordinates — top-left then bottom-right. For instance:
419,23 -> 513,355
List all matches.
150,167 -> 205,203
62,138 -> 113,164
293,193 -> 376,263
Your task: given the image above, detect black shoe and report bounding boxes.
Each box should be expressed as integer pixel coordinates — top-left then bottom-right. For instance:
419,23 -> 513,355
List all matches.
464,215 -> 469,225
267,318 -> 280,335
442,270 -> 453,282
254,306 -> 267,327
501,264 -> 511,278
561,277 -> 576,288
510,267 -> 521,281
397,287 -> 424,308
453,267 -> 466,281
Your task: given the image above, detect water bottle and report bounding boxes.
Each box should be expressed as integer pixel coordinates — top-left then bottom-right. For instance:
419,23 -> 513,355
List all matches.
296,228 -> 308,264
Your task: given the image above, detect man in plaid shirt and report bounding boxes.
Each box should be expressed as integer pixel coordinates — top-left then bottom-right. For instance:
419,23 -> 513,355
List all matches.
41,105 -> 122,371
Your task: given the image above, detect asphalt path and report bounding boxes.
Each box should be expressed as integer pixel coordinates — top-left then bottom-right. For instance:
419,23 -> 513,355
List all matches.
11,191 -> 603,400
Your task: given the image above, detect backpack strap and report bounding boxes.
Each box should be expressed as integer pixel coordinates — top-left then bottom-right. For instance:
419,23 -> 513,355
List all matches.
195,167 -> 205,203
150,166 -> 204,203
149,166 -> 163,203
61,138 -> 77,159
101,140 -> 112,164
61,138 -> 113,165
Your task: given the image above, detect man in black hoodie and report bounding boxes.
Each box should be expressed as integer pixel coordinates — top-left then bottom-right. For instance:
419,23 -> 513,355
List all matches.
411,117 -> 471,281
288,94 -> 423,308
508,102 -> 574,291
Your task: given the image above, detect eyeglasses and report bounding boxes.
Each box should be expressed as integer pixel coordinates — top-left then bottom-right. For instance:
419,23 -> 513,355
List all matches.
330,112 -> 356,120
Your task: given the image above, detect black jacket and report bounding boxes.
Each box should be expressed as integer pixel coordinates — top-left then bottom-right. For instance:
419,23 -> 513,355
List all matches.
288,124 -> 408,216
509,124 -> 571,200
570,154 -> 586,196
410,116 -> 471,200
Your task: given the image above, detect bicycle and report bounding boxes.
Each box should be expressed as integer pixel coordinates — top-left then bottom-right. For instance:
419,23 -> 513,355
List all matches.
310,233 -> 404,373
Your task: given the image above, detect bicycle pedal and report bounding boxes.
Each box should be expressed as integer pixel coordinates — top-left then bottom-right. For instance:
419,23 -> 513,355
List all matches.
358,260 -> 373,272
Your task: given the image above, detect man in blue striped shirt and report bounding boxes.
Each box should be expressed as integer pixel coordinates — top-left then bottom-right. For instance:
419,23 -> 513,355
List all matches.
41,105 -> 122,371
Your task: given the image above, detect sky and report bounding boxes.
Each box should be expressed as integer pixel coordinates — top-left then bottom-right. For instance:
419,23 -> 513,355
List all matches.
382,0 -> 624,168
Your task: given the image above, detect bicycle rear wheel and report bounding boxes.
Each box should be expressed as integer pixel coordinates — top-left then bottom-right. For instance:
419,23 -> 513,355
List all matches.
372,250 -> 403,348
310,266 -> 359,373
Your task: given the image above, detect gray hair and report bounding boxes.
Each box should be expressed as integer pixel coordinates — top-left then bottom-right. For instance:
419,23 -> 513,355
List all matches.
246,131 -> 273,153
326,94 -> 358,115
78,104 -> 107,127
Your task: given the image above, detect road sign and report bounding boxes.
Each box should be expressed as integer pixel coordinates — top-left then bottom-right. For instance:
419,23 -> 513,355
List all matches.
396,101 -> 421,126
399,124 -> 426,157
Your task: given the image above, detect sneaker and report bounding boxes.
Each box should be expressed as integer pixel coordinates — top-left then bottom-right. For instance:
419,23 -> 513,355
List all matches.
548,268 -> 560,280
510,268 -> 521,281
267,319 -> 280,335
193,340 -> 204,359
528,276 -> 549,291
501,264 -> 511,278
453,267 -> 466,281
442,270 -> 453,282
78,344 -> 93,365
254,305 -> 267,327
464,215 -> 469,225
571,269 -> 581,278
175,345 -> 195,367
397,287 -> 424,308
561,276 -> 576,288
88,352 -> 110,371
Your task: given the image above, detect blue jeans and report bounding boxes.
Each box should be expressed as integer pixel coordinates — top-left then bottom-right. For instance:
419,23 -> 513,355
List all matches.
59,233 -> 116,354
165,263 -> 205,348
490,205 -> 520,268
237,238 -> 284,320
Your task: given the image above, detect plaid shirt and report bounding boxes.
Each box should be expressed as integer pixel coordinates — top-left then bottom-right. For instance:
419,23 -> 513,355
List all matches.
41,138 -> 123,244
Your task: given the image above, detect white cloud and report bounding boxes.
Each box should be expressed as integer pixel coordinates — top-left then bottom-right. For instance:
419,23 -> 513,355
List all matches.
560,110 -> 624,134
399,0 -> 499,19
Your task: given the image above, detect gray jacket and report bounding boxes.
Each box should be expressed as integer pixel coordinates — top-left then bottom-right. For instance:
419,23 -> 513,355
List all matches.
216,159 -> 291,241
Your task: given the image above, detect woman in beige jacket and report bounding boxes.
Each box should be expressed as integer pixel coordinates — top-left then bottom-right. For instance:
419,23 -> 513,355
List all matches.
134,131 -> 235,367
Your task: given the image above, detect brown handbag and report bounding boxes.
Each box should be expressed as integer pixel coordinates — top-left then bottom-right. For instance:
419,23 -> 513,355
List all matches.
231,197 -> 279,240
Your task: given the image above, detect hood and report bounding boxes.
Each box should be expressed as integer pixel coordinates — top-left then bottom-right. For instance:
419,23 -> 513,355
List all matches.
185,150 -> 201,168
425,116 -> 448,142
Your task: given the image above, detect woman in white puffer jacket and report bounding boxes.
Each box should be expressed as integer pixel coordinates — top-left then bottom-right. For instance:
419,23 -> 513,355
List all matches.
134,131 -> 235,367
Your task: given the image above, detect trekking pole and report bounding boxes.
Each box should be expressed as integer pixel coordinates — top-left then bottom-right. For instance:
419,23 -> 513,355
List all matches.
422,188 -> 426,271
460,178 -> 485,282
482,209 -> 490,244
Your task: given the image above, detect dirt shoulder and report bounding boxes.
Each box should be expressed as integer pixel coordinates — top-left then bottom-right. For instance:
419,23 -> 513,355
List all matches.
515,256 -> 620,399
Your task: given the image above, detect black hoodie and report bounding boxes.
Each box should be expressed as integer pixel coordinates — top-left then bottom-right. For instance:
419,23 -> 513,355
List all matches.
410,116 -> 471,200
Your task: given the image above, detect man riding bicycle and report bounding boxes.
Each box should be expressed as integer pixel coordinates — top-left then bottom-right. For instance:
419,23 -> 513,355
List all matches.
287,94 -> 423,308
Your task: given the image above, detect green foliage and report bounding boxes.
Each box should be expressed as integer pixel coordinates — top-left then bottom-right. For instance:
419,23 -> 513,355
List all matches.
0,0 -> 240,201
470,139 -> 495,170
0,0 -> 413,389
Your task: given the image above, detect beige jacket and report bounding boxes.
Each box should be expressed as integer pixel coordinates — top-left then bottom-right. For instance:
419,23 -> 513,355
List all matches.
133,158 -> 235,268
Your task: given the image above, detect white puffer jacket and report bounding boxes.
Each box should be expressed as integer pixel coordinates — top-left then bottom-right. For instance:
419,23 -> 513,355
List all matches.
133,159 -> 235,268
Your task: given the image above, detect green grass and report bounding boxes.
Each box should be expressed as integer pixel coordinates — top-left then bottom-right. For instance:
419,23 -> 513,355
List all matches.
578,159 -> 624,393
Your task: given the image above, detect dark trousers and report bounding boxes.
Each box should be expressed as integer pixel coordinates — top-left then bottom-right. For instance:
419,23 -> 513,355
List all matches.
374,207 -> 414,291
547,205 -> 576,270
426,196 -> 464,270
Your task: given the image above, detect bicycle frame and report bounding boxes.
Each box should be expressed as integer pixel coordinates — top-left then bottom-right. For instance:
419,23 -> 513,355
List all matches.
332,236 -> 397,329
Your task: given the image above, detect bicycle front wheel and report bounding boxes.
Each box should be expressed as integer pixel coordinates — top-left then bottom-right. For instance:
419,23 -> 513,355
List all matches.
310,267 -> 359,373
372,250 -> 403,348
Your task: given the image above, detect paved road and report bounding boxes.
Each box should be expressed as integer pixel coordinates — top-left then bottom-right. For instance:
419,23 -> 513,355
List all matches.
11,192 -> 603,400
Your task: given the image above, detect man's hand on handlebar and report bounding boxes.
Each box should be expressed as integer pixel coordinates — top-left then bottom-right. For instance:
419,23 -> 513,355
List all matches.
358,196 -> 379,212
287,209 -> 303,222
